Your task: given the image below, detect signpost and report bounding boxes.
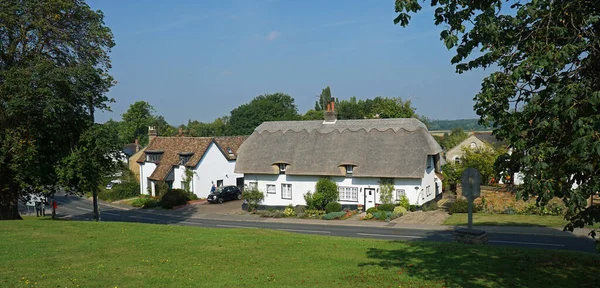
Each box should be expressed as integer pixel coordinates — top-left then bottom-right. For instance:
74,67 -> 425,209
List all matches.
461,168 -> 481,233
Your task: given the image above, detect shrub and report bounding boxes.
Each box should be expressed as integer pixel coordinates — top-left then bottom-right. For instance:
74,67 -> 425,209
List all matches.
421,201 -> 438,212
131,197 -> 160,208
325,202 -> 342,213
377,203 -> 395,212
304,191 -> 325,210
408,205 -> 417,212
187,192 -> 199,201
378,179 -> 394,204
397,195 -> 410,210
99,181 -> 140,201
284,205 -> 296,217
242,189 -> 265,211
294,205 -> 306,215
449,199 -> 479,214
322,211 -> 346,220
160,189 -> 190,209
256,210 -> 285,218
393,206 -> 408,216
315,177 -> 338,206
373,211 -> 392,221
366,207 -> 378,214
362,213 -> 374,220
503,207 -> 517,215
300,209 -> 325,219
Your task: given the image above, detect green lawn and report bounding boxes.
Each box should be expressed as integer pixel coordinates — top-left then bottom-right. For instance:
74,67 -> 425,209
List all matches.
1,218 -> 598,287
444,213 -> 568,227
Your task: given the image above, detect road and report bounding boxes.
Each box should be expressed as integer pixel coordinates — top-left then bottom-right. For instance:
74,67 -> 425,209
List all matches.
23,194 -> 598,254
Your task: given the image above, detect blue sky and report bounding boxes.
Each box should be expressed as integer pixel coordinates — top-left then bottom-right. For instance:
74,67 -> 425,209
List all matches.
89,0 -> 488,126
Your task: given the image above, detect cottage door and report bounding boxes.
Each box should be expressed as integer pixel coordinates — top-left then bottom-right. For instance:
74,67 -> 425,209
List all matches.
364,188 -> 376,210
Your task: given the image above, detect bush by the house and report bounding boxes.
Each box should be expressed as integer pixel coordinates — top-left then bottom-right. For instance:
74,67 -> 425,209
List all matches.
322,211 -> 347,220
325,202 -> 342,213
304,191 -> 325,210
378,179 -> 395,204
377,203 -> 395,212
362,213 -> 374,220
131,197 -> 160,209
449,199 -> 479,214
393,206 -> 408,216
372,211 -> 392,221
408,205 -> 417,212
160,189 -> 190,209
256,210 -> 286,218
284,205 -> 296,217
187,192 -> 198,201
298,209 -> 325,219
315,177 -> 338,207
397,195 -> 410,210
366,207 -> 378,214
421,201 -> 438,212
294,205 -> 306,215
242,189 -> 265,211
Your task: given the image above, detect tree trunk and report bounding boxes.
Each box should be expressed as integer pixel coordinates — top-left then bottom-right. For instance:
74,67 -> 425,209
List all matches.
0,188 -> 23,220
92,190 -> 100,221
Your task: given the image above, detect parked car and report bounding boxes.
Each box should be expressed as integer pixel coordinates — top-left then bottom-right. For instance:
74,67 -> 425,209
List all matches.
105,179 -> 123,190
207,185 -> 242,204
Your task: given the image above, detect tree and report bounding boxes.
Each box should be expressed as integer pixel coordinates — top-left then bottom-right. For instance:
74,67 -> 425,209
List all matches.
0,0 -> 115,220
315,86 -> 332,111
227,93 -> 300,135
186,117 -> 228,137
394,0 -> 600,233
336,96 -> 363,119
302,109 -> 324,120
461,147 -> 506,185
315,177 -> 338,207
120,101 -> 155,146
57,124 -> 122,221
436,128 -> 469,150
336,96 -> 418,120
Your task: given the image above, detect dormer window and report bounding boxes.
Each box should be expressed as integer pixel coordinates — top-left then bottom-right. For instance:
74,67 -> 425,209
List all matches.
279,163 -> 287,174
178,152 -> 194,165
145,150 -> 163,163
226,147 -> 234,157
346,165 -> 354,174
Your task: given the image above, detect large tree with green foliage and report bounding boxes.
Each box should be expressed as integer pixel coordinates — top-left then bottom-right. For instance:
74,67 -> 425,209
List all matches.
315,86 -> 333,111
186,117 -> 228,137
0,0 -> 115,220
436,128 -> 469,150
336,96 -> 418,120
394,0 -> 600,234
227,93 -> 300,135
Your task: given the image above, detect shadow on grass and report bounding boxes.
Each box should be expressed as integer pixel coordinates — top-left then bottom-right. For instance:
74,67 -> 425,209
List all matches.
357,239 -> 600,288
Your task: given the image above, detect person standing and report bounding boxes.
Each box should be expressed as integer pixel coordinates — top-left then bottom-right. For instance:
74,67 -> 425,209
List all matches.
210,182 -> 216,194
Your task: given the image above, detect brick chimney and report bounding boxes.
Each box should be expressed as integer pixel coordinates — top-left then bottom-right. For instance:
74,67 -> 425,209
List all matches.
323,97 -> 337,123
134,139 -> 140,152
148,126 -> 157,143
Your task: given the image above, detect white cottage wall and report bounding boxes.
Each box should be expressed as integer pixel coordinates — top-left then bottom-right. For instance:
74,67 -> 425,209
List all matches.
243,174 -> 426,207
139,162 -> 157,195
192,143 -> 243,199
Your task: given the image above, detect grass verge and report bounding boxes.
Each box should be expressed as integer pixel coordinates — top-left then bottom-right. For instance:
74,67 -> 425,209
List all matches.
443,213 -> 568,227
1,218 -> 598,287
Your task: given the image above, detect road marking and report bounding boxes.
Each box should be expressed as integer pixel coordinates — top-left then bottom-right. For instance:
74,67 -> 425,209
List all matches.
102,212 -> 120,216
356,233 -> 423,239
217,224 -> 257,229
489,240 -> 565,247
278,229 -> 330,234
180,221 -> 202,225
129,215 -> 155,221
76,207 -> 92,212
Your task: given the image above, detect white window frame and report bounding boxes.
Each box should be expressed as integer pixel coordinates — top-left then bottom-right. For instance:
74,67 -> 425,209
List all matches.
338,186 -> 358,202
266,184 -> 276,194
281,183 -> 292,200
248,182 -> 258,190
346,165 -> 353,174
426,185 -> 431,197
396,189 -> 405,200
279,163 -> 287,173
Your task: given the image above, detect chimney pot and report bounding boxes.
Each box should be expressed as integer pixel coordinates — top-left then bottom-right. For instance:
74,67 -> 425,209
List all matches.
148,126 -> 157,143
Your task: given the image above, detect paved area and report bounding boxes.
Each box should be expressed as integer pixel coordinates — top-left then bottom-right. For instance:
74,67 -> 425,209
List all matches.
392,210 -> 450,225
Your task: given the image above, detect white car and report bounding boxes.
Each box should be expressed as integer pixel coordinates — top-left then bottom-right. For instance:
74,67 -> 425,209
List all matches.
105,179 -> 123,190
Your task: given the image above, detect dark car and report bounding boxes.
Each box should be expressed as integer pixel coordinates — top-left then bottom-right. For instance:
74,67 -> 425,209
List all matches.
207,185 -> 242,204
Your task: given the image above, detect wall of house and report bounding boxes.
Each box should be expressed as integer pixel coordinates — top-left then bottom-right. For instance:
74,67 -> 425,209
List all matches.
420,155 -> 439,204
192,143 -> 243,199
243,174 -> 430,208
139,162 -> 157,196
128,148 -> 145,183
445,135 -> 490,164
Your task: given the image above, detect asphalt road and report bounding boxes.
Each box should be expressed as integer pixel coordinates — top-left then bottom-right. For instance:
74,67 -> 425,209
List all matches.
22,194 -> 598,254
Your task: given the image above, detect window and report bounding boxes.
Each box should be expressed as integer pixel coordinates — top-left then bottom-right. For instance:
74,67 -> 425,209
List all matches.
227,147 -> 234,156
470,142 -> 477,149
338,186 -> 358,202
217,179 -> 223,187
146,153 -> 162,162
281,184 -> 292,199
454,157 -> 461,164
179,155 -> 191,165
248,182 -> 258,190
279,163 -> 287,174
266,184 -> 276,194
426,186 -> 431,197
345,165 -> 354,174
396,189 -> 405,200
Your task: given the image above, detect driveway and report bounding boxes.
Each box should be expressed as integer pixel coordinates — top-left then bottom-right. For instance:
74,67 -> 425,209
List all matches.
179,199 -> 247,216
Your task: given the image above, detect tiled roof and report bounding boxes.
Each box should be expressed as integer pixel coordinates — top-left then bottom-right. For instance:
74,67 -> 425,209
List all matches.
473,133 -> 503,147
137,136 -> 247,181
213,136 -> 248,160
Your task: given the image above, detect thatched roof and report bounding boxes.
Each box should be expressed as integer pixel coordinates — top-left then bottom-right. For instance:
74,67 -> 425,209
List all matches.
235,119 -> 442,178
137,136 -> 248,181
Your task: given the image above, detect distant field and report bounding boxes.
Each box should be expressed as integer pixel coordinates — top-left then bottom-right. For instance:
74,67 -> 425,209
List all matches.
1,218 -> 598,287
